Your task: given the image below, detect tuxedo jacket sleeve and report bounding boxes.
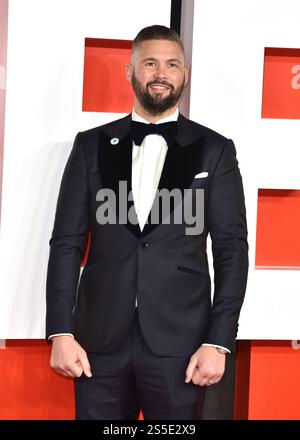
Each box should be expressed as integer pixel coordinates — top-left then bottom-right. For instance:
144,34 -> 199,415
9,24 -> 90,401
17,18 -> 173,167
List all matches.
205,138 -> 248,349
46,133 -> 90,337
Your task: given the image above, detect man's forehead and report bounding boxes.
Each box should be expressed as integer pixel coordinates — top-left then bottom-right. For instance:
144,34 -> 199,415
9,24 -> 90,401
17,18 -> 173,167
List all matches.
132,40 -> 185,61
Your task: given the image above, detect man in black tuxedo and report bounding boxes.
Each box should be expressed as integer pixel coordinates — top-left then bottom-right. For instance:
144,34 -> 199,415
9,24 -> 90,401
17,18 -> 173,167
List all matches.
46,25 -> 248,420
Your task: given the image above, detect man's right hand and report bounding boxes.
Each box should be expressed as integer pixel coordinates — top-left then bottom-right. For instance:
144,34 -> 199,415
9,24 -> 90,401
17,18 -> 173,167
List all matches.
50,335 -> 92,378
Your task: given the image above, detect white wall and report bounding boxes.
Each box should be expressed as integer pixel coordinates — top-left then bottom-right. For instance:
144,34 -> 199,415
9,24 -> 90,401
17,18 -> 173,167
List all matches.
0,0 -> 171,337
3,0 -> 299,340
190,0 -> 300,339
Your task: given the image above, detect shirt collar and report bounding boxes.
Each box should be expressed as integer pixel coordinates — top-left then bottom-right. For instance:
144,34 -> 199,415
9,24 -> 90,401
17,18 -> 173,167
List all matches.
131,108 -> 179,124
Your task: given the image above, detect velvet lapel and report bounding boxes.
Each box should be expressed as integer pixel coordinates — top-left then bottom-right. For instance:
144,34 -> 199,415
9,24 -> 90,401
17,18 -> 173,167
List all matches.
97,114 -> 141,238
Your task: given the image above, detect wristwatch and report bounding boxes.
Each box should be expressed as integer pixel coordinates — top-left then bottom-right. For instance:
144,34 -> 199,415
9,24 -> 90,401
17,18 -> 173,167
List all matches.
216,347 -> 228,354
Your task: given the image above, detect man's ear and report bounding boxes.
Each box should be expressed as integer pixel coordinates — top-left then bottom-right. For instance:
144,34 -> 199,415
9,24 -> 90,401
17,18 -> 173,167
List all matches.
184,65 -> 190,87
126,64 -> 133,83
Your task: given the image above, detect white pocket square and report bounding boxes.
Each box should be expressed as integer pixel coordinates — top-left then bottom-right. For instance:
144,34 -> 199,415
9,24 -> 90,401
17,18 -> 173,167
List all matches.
194,171 -> 208,179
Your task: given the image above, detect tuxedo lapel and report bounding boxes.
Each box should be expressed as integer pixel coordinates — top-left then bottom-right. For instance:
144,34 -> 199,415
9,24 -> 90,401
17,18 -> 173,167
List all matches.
97,113 -> 205,239
97,115 -> 141,238
141,116 -> 204,236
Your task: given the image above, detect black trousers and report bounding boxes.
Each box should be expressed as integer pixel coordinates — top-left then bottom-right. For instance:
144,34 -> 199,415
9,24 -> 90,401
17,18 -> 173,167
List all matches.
75,308 -> 205,420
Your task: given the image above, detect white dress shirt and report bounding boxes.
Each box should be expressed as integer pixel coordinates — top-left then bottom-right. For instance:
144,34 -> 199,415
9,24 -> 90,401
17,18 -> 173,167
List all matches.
131,108 -> 179,231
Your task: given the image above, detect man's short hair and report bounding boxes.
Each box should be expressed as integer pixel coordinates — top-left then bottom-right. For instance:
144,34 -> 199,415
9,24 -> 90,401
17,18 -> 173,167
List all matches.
132,25 -> 184,54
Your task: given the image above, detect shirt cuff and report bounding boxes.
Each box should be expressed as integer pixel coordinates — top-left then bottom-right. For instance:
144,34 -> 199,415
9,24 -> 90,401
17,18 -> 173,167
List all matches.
48,333 -> 74,340
201,343 -> 231,353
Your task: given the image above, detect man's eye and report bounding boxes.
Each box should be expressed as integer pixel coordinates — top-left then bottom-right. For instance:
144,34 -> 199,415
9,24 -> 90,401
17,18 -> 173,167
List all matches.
169,63 -> 178,68
146,62 -> 155,67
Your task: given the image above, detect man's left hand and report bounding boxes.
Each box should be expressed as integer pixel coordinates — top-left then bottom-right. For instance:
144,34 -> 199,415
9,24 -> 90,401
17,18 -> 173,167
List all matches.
185,346 -> 226,386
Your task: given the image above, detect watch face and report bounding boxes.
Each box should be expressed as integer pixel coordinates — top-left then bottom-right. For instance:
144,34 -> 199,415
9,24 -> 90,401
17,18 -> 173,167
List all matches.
217,347 -> 228,354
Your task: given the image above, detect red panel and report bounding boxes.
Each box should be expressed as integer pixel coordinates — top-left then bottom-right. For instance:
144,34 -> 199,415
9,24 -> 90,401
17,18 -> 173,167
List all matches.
255,189 -> 300,268
248,341 -> 300,420
82,38 -> 134,113
0,340 -> 144,419
0,341 -> 74,419
262,47 -> 300,119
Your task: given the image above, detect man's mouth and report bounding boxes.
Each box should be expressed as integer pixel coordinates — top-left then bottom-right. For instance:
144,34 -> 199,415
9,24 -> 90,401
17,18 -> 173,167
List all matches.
149,83 -> 171,91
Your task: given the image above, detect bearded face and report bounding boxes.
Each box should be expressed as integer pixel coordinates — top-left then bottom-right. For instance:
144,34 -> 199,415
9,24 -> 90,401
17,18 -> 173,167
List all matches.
130,71 -> 186,116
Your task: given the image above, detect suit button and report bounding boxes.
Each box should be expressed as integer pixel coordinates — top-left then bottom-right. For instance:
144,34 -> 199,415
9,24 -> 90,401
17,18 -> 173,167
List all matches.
141,242 -> 150,248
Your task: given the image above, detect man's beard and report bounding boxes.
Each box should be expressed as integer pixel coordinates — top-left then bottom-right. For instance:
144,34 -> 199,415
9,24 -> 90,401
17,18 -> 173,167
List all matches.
131,72 -> 186,116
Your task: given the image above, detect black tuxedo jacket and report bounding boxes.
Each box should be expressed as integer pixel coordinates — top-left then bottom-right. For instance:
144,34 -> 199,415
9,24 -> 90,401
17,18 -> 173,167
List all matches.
46,113 -> 248,355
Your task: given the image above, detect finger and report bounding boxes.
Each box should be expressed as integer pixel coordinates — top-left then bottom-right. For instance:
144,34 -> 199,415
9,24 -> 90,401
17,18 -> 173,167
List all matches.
209,374 -> 222,385
192,366 -> 209,385
55,369 -> 69,377
191,368 -> 201,385
64,367 -> 78,378
185,357 -> 198,383
199,376 -> 210,386
206,377 -> 218,386
53,367 -> 75,378
78,352 -> 92,378
63,361 -> 83,378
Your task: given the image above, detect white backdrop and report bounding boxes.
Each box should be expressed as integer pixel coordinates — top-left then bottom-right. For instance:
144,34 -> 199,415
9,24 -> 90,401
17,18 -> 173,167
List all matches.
0,0 -> 171,337
190,0 -> 300,339
1,0 -> 300,339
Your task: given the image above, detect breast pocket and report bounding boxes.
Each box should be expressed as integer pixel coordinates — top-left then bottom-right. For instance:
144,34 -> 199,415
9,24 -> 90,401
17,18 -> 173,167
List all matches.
189,175 -> 209,189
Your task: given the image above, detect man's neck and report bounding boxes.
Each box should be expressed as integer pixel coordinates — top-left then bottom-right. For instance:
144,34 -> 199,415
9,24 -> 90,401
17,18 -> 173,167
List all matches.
133,103 -> 179,123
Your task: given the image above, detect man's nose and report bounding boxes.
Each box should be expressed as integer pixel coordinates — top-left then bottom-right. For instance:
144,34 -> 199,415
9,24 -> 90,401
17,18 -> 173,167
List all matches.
153,65 -> 167,79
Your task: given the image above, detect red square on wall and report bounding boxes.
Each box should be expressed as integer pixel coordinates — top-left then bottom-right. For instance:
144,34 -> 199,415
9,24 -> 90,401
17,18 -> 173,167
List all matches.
82,38 -> 134,113
255,189 -> 300,269
261,48 -> 300,119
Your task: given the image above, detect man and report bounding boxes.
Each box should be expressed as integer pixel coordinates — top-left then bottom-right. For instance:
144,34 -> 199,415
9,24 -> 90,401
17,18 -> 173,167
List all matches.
46,25 -> 248,420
